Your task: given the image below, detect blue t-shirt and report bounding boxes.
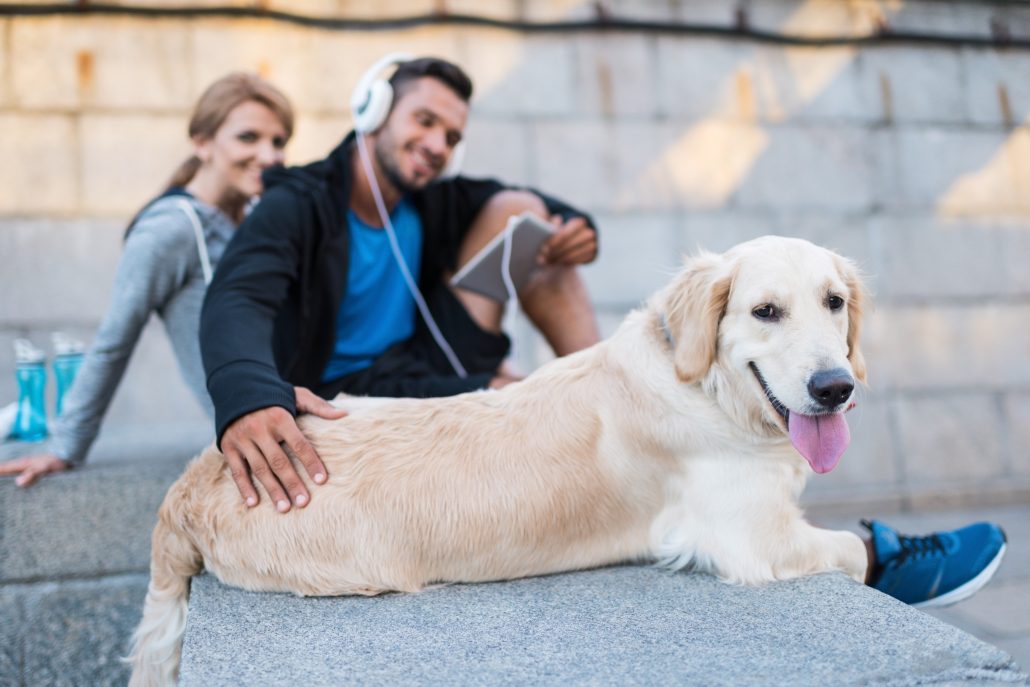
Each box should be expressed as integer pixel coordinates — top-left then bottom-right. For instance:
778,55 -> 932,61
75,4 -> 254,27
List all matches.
321,199 -> 423,381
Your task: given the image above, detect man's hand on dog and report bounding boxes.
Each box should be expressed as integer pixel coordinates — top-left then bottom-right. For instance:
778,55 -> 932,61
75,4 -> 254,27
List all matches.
221,387 -> 348,513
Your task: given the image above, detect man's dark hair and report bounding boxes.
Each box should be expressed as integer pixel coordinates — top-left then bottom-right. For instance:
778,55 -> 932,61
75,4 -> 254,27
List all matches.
389,57 -> 473,104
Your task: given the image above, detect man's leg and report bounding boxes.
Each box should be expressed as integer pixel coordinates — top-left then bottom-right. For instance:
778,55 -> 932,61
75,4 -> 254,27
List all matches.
450,190 -> 600,356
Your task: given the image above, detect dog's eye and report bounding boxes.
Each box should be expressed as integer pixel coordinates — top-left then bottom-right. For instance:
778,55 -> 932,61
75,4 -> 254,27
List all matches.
827,295 -> 845,311
752,304 -> 780,321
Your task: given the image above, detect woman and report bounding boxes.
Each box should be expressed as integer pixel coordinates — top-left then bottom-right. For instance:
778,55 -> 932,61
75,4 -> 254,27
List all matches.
0,73 -> 294,486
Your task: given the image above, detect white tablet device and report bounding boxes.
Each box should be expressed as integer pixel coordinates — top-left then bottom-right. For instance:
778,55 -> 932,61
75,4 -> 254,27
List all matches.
449,212 -> 554,302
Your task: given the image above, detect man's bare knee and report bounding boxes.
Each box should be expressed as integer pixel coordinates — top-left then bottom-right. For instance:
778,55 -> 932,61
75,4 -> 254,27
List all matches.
480,190 -> 547,221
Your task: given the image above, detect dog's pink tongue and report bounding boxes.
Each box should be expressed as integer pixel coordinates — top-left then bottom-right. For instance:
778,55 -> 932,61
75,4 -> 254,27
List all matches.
788,412 -> 850,474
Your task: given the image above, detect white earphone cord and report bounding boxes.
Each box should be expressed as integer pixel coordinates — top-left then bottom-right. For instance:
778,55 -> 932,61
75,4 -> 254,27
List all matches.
499,219 -> 518,366
355,131 -> 469,379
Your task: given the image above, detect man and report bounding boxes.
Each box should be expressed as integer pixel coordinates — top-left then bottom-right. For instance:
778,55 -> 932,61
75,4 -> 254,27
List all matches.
200,56 -> 1005,610
201,57 -> 600,513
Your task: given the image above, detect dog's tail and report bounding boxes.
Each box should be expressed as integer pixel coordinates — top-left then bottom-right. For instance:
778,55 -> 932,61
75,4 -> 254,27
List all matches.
127,490 -> 202,687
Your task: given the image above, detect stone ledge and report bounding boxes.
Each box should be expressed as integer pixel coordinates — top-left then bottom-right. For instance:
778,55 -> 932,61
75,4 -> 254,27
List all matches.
181,567 -> 1029,686
0,428 -> 206,582
1,574 -> 148,687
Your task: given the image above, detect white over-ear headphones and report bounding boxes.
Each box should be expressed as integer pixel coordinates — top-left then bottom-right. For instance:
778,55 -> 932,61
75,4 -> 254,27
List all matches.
350,52 -> 414,134
350,53 -> 467,178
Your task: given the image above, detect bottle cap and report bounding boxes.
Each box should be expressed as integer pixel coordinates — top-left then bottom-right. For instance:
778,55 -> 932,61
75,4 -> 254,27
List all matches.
52,332 -> 85,356
14,339 -> 45,364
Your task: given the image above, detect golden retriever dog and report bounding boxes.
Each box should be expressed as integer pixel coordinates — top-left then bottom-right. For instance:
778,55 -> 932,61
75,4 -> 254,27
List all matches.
128,236 -> 869,686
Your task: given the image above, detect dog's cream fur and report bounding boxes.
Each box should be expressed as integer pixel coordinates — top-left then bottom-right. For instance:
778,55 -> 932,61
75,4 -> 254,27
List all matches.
128,236 -> 869,686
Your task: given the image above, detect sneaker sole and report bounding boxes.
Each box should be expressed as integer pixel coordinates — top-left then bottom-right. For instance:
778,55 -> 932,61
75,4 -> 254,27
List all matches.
911,542 -> 1007,609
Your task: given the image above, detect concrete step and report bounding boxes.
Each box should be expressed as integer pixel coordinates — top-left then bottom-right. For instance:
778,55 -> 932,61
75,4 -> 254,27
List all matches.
0,435 -> 203,582
0,425 -> 209,686
180,567 -> 1030,687
2,574 -> 149,687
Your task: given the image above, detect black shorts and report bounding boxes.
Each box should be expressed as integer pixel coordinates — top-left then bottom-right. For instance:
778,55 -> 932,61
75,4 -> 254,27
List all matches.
317,283 -> 509,400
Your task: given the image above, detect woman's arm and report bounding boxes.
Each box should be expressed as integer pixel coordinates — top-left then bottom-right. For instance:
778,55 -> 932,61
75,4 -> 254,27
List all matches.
1,201 -> 202,483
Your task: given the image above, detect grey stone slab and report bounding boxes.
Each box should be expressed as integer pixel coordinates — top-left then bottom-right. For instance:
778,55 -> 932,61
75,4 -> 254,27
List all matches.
873,126 -> 1016,212
656,36 -> 755,120
872,215 -> 1008,300
887,2 -> 996,39
0,590 -> 23,685
533,120 -> 681,213
863,304 -> 1030,391
894,392 -> 1006,487
677,211 -> 874,275
994,637 -> 1030,676
861,46 -> 968,124
461,118 -> 533,187
470,35 -> 577,117
965,50 -> 1030,127
572,34 -> 658,118
0,218 -> 124,324
950,579 -> 1030,636
19,575 -> 149,687
0,18 -> 8,110
751,45 -> 874,124
10,18 -> 192,111
180,567 -> 1029,687
732,124 -> 873,213
581,212 -> 680,307
1000,226 -> 1030,296
0,453 -> 191,582
1005,394 -> 1030,479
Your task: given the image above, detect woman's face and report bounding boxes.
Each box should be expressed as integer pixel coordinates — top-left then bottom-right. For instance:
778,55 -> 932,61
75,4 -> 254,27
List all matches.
194,100 -> 288,198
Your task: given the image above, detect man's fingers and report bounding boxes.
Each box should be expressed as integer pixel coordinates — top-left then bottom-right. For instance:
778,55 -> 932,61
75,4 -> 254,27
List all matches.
245,444 -> 293,513
224,447 -> 259,507
281,423 -> 328,488
550,234 -> 598,264
295,387 -> 348,420
540,228 -> 577,263
545,230 -> 597,265
543,221 -> 593,259
258,438 -> 309,510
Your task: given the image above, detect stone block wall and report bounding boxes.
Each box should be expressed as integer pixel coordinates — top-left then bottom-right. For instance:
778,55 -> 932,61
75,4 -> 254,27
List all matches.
2,0 -> 1029,512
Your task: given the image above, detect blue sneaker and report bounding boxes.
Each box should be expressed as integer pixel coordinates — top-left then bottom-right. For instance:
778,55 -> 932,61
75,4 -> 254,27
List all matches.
863,519 -> 1007,609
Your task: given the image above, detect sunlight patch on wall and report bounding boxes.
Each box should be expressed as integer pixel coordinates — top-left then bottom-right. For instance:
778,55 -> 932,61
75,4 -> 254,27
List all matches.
937,121 -> 1030,220
636,121 -> 770,208
635,0 -> 904,207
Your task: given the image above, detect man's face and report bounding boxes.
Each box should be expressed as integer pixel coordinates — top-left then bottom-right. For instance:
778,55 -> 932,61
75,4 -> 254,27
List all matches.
373,77 -> 469,193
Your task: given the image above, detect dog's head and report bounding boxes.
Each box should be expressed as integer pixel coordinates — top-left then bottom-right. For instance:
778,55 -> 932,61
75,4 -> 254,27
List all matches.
661,236 -> 867,473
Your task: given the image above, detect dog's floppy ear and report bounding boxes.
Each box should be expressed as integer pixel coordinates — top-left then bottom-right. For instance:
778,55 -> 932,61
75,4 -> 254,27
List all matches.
664,251 -> 732,383
834,254 -> 868,384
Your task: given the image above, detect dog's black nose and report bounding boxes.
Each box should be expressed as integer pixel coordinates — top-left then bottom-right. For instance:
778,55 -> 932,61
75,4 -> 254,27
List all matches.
808,368 -> 854,409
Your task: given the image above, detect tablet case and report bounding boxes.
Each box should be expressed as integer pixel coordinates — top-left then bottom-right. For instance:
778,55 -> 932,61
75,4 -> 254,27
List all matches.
449,213 -> 554,302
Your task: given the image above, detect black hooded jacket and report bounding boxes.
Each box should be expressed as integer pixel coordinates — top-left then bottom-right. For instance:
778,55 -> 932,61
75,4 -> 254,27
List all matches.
200,133 -> 595,443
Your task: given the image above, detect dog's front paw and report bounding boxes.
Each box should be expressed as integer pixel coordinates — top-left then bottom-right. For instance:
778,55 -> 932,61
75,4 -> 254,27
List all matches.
838,530 -> 868,583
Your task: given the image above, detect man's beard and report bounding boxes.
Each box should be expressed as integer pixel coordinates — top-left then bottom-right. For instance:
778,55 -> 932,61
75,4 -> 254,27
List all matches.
374,137 -> 427,195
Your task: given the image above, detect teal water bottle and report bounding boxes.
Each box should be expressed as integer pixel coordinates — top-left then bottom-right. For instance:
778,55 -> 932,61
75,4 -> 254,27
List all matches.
52,333 -> 85,417
11,339 -> 48,442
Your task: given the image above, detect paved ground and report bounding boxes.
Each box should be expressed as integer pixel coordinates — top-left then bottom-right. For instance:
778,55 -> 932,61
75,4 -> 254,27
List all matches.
811,502 -> 1030,672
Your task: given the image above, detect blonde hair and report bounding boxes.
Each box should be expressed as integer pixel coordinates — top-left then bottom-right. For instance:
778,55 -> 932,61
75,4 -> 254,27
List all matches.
167,73 -> 295,190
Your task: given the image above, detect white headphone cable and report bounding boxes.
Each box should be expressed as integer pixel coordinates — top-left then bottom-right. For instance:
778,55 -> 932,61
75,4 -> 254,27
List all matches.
354,130 -> 468,378
498,218 -> 519,368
